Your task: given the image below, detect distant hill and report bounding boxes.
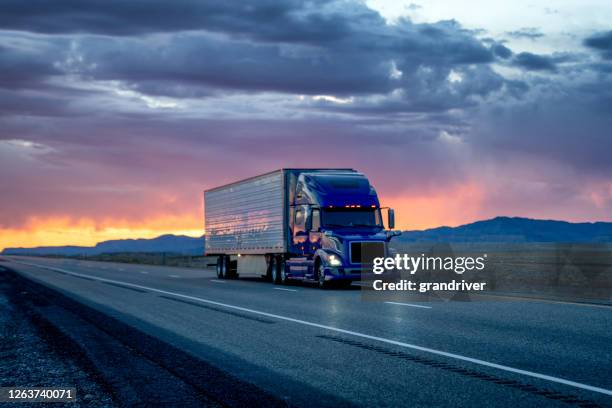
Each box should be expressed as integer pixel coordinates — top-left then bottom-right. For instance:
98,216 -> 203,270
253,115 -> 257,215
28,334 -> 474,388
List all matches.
3,217 -> 612,256
397,216 -> 612,243
2,234 -> 204,256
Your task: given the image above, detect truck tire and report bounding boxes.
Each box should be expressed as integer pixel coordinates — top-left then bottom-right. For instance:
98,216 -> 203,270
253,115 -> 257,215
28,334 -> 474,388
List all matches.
279,257 -> 288,285
271,256 -> 281,284
216,256 -> 225,279
317,263 -> 328,289
227,259 -> 238,279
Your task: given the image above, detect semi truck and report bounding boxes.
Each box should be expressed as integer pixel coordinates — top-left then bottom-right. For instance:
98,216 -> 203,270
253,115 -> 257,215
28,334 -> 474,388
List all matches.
204,169 -> 400,288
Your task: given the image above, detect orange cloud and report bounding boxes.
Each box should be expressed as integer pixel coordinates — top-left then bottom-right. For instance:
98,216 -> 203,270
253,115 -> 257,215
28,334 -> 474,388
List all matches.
0,215 -> 203,251
384,183 -> 485,230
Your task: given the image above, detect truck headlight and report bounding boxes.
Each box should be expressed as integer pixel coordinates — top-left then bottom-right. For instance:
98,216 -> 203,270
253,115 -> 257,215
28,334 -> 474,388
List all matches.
328,254 -> 342,266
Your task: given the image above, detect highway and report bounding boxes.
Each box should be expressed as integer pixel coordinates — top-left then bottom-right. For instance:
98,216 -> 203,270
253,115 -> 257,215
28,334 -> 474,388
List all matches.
1,256 -> 611,407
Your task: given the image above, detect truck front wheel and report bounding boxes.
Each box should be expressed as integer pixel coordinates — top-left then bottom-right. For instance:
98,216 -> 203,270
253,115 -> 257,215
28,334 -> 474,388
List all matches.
317,263 -> 328,289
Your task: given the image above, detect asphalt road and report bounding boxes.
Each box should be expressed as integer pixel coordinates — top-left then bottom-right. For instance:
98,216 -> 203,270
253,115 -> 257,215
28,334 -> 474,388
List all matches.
1,256 -> 611,407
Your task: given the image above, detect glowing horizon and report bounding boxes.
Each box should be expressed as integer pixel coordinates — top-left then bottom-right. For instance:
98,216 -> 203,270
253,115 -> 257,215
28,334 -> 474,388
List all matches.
2,191 -> 610,251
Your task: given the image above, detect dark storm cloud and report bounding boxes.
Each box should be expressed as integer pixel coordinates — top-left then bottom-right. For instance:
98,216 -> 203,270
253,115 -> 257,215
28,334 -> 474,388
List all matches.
491,43 -> 512,59
589,62 -> 612,73
512,52 -> 557,71
310,64 -> 505,115
472,72 -> 612,177
584,30 -> 612,59
397,19 -> 494,65
0,89 -> 74,116
506,27 -> 544,40
74,33 -> 395,96
0,5 -> 499,104
0,0 -> 366,43
0,40 -> 66,89
75,17 -> 496,99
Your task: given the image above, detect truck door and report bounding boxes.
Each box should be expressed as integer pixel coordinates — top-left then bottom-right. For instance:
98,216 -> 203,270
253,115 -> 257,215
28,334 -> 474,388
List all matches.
309,208 -> 322,252
306,208 -> 322,279
290,205 -> 310,278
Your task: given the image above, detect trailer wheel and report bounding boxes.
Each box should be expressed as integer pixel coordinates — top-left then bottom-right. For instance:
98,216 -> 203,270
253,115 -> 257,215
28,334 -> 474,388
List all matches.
216,256 -> 225,279
265,255 -> 273,282
227,259 -> 238,279
271,256 -> 282,284
279,257 -> 288,285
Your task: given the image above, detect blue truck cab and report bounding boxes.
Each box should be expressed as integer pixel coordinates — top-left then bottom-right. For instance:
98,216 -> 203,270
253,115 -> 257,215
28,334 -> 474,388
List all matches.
204,169 -> 400,288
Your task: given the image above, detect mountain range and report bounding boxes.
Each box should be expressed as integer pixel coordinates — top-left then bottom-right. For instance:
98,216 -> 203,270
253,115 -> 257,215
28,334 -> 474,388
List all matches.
2,217 -> 612,256
397,216 -> 612,243
2,234 -> 205,256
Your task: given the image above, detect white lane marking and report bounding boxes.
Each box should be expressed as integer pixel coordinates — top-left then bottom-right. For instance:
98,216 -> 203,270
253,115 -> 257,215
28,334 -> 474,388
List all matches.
210,279 -> 227,284
140,271 -> 149,274
13,261 -> 612,397
273,287 -> 298,292
119,268 -> 125,271
385,301 -> 432,309
169,274 -> 180,278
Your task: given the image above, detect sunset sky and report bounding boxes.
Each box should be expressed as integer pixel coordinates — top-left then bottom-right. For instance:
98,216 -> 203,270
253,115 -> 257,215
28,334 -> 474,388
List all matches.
1,1 -> 611,250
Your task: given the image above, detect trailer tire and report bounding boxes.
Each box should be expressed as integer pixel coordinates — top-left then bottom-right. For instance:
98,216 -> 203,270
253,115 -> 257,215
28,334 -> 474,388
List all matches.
279,257 -> 288,285
271,256 -> 282,284
227,259 -> 238,279
216,256 -> 225,279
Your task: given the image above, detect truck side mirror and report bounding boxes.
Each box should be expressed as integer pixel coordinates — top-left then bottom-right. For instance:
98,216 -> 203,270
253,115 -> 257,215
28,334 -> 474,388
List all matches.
388,208 -> 395,230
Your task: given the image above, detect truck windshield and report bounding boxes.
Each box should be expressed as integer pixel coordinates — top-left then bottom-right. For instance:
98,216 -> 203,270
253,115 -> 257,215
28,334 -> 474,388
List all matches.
322,209 -> 383,228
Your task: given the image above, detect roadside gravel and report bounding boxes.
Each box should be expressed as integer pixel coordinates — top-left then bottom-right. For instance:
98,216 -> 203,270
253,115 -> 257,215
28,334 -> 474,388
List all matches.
0,269 -> 115,407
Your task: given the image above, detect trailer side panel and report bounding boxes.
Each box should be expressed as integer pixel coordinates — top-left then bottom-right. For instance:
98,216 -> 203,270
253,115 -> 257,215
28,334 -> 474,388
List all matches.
205,170 -> 286,254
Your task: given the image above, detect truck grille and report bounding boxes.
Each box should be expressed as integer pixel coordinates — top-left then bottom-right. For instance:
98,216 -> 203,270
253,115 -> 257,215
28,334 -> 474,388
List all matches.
350,242 -> 385,264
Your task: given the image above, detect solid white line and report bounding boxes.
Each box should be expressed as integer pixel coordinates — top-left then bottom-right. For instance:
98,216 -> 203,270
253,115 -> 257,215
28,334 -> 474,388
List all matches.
273,287 -> 298,292
119,268 -> 125,271
385,301 -> 432,309
13,261 -> 612,397
168,275 -> 180,278
140,271 -> 149,274
210,279 -> 227,283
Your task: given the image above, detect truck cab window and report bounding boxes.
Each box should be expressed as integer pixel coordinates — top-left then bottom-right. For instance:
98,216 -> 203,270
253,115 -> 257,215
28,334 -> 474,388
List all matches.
322,208 -> 383,228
